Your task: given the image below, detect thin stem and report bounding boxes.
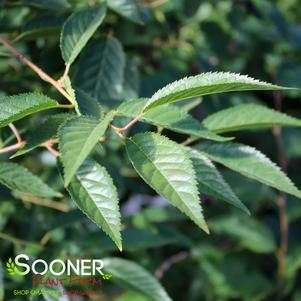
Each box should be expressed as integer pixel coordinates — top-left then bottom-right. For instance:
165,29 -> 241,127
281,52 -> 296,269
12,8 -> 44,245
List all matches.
181,137 -> 199,146
19,193 -> 68,212
119,114 -> 143,133
0,141 -> 25,154
273,91 -> 289,300
0,36 -> 75,105
58,64 -> 70,87
9,123 -> 22,143
0,231 -> 42,248
155,251 -> 189,279
0,123 -> 25,154
108,114 -> 143,138
42,141 -> 60,157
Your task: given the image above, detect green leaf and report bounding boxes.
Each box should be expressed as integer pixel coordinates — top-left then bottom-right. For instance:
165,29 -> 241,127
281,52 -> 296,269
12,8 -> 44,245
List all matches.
59,112 -> 114,186
210,214 -> 276,253
0,93 -> 59,128
22,0 -> 70,11
187,147 -> 249,214
125,132 -> 208,233
123,58 -> 140,100
107,0 -> 148,24
17,14 -> 65,41
195,141 -> 301,199
75,37 -> 125,106
64,158 -> 122,250
0,162 -> 61,198
117,99 -> 230,142
60,4 -> 107,66
103,257 -> 172,301
12,113 -> 71,158
76,89 -> 104,119
203,103 -> 301,133
175,98 -> 202,112
143,72 -> 293,112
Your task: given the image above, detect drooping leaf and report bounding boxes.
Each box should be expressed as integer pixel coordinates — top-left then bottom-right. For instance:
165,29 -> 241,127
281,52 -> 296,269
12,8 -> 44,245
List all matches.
22,0 -> 70,11
125,132 -> 208,233
103,257 -> 172,301
210,214 -> 276,253
12,113 -> 71,158
117,99 -> 230,141
76,37 -> 125,106
195,141 -> 301,199
187,147 -> 249,214
0,162 -> 61,198
64,158 -> 122,250
0,93 -> 59,128
107,0 -> 148,24
203,103 -> 301,133
60,4 -> 107,66
143,72 -> 292,112
59,112 -> 114,186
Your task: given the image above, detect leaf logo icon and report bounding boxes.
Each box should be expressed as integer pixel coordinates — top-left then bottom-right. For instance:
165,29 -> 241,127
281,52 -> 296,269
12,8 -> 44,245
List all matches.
6,258 -> 22,276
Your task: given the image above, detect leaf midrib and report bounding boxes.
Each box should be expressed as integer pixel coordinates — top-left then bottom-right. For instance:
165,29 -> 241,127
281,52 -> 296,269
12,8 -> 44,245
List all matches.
128,138 -> 201,221
74,170 -> 120,243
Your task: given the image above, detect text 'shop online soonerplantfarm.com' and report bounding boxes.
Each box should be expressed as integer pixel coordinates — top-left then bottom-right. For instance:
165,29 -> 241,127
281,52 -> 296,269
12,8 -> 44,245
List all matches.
0,1 -> 301,301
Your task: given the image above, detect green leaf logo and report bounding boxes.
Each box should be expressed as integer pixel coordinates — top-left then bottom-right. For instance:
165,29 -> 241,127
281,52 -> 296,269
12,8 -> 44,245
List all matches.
6,258 -> 22,276
102,273 -> 112,280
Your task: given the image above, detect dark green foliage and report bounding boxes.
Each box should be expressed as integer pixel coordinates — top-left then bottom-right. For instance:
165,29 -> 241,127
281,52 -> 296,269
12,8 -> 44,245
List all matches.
0,1 -> 301,300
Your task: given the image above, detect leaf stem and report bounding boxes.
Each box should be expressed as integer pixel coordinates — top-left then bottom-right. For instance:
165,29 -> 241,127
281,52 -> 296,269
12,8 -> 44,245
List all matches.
9,123 -> 22,144
109,114 -> 143,138
42,141 -> 60,157
0,36 -> 75,106
58,64 -> 70,87
119,114 -> 143,133
0,123 -> 25,154
0,141 -> 25,154
181,137 -> 199,146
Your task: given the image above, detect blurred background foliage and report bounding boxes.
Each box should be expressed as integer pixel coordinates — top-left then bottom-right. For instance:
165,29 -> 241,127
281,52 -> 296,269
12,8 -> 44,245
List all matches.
0,0 -> 301,300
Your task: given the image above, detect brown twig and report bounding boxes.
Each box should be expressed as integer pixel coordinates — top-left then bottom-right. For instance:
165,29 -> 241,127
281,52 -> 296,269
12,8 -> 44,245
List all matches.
0,141 -> 25,154
0,36 -> 75,106
155,251 -> 189,279
118,114 -> 143,133
272,91 -> 289,300
58,64 -> 70,87
109,114 -> 143,138
42,140 -> 60,157
19,193 -> 68,212
9,123 -> 22,143
0,123 -> 25,154
0,231 -> 42,248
